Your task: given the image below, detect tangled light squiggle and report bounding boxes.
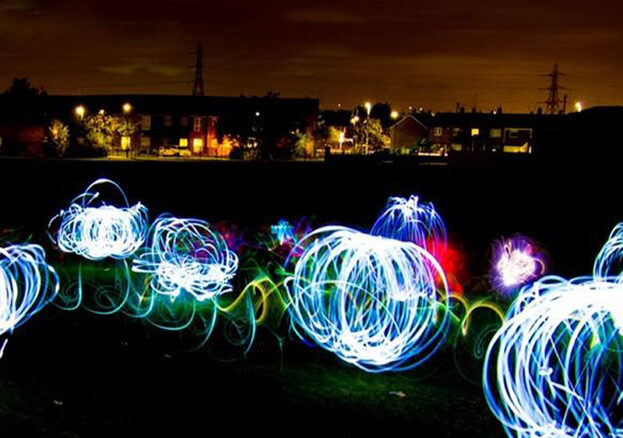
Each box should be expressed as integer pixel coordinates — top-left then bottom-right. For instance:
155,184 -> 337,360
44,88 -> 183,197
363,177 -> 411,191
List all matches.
133,216 -> 238,301
484,276 -> 623,438
49,179 -> 148,260
0,244 -> 58,338
371,195 -> 447,257
286,226 -> 449,372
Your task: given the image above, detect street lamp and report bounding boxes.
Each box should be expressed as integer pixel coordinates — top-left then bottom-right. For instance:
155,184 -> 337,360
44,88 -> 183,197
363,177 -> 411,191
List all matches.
365,101 -> 372,117
391,110 -> 399,120
122,102 -> 132,114
75,105 -> 86,119
575,101 -> 583,112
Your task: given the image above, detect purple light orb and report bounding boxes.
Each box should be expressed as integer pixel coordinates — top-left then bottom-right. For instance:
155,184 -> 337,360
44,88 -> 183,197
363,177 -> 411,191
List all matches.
491,235 -> 545,293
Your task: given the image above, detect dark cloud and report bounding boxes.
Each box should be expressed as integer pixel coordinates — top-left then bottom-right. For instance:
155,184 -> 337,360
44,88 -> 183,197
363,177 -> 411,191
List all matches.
0,0 -> 622,111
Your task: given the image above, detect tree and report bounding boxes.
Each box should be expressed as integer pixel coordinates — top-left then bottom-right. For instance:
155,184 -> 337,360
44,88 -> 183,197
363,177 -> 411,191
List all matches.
3,77 -> 46,97
354,118 -> 389,152
79,114 -> 138,155
293,132 -> 314,158
81,113 -> 119,152
45,120 -> 69,157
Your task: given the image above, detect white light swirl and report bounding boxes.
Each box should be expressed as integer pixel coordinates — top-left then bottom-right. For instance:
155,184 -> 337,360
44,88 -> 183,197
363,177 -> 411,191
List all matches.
0,244 -> 58,338
49,179 -> 148,261
132,216 -> 238,301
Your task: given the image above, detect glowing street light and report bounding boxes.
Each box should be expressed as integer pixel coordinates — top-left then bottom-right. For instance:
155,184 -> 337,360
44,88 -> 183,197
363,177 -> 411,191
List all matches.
122,102 -> 133,114
364,101 -> 372,117
98,109 -> 106,115
575,101 -> 583,112
391,110 -> 399,120
75,105 -> 86,119
351,115 -> 360,125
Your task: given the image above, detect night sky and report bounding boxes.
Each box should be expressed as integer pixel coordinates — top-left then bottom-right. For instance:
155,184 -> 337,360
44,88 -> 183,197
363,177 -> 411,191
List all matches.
1,0 -> 622,112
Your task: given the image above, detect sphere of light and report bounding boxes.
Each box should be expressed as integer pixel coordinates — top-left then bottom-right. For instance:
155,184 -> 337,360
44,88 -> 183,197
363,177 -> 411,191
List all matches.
49,179 -> 148,261
0,244 -> 58,337
133,216 -> 238,301
371,195 -> 447,257
286,226 -> 449,372
484,276 -> 623,438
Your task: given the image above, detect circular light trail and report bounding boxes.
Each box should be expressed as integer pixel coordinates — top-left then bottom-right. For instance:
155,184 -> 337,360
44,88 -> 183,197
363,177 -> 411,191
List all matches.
286,226 -> 449,372
49,179 -> 148,261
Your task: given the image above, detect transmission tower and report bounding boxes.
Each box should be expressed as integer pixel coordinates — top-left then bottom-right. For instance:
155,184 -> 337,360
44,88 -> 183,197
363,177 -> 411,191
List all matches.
542,63 -> 567,114
192,42 -> 205,96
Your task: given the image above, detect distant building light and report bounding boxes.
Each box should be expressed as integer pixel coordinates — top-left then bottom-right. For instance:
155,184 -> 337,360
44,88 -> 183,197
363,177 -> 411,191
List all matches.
255,111 -> 261,117
390,110 -> 399,120
99,109 -> 105,115
471,128 -> 480,137
193,138 -> 203,153
122,102 -> 133,114
179,138 -> 189,147
75,105 -> 86,118
121,136 -> 131,150
575,101 -> 583,112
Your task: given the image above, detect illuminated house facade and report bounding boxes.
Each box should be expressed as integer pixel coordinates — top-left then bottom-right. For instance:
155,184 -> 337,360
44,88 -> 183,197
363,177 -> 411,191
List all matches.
390,112 -> 564,155
0,94 -> 319,157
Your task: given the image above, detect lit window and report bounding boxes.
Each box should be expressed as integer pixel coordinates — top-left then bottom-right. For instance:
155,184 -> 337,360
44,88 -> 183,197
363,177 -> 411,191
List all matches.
193,138 -> 203,153
471,128 -> 480,136
490,128 -> 502,138
140,137 -> 151,147
121,136 -> 131,150
193,117 -> 202,132
433,127 -> 443,136
141,115 -> 151,131
179,138 -> 189,147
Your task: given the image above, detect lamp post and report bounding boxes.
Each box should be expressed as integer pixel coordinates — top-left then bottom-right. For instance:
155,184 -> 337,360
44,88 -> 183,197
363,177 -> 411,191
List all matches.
364,102 -> 372,154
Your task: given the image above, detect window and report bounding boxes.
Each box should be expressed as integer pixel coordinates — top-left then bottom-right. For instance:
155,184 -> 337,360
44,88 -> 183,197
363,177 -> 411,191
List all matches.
193,117 -> 202,132
180,116 -> 189,127
179,138 -> 188,147
471,128 -> 480,137
140,137 -> 151,147
164,116 -> 173,127
193,138 -> 203,153
433,127 -> 443,136
121,136 -> 131,150
490,128 -> 502,138
141,115 -> 151,131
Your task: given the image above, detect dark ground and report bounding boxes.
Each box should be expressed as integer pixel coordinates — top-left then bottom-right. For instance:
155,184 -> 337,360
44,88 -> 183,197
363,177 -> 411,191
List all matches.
0,155 -> 619,437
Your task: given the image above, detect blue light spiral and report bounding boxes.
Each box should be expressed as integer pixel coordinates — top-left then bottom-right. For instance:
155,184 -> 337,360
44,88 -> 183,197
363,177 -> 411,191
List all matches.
49,179 -> 148,261
371,195 -> 447,255
286,226 -> 449,372
132,216 -> 239,301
